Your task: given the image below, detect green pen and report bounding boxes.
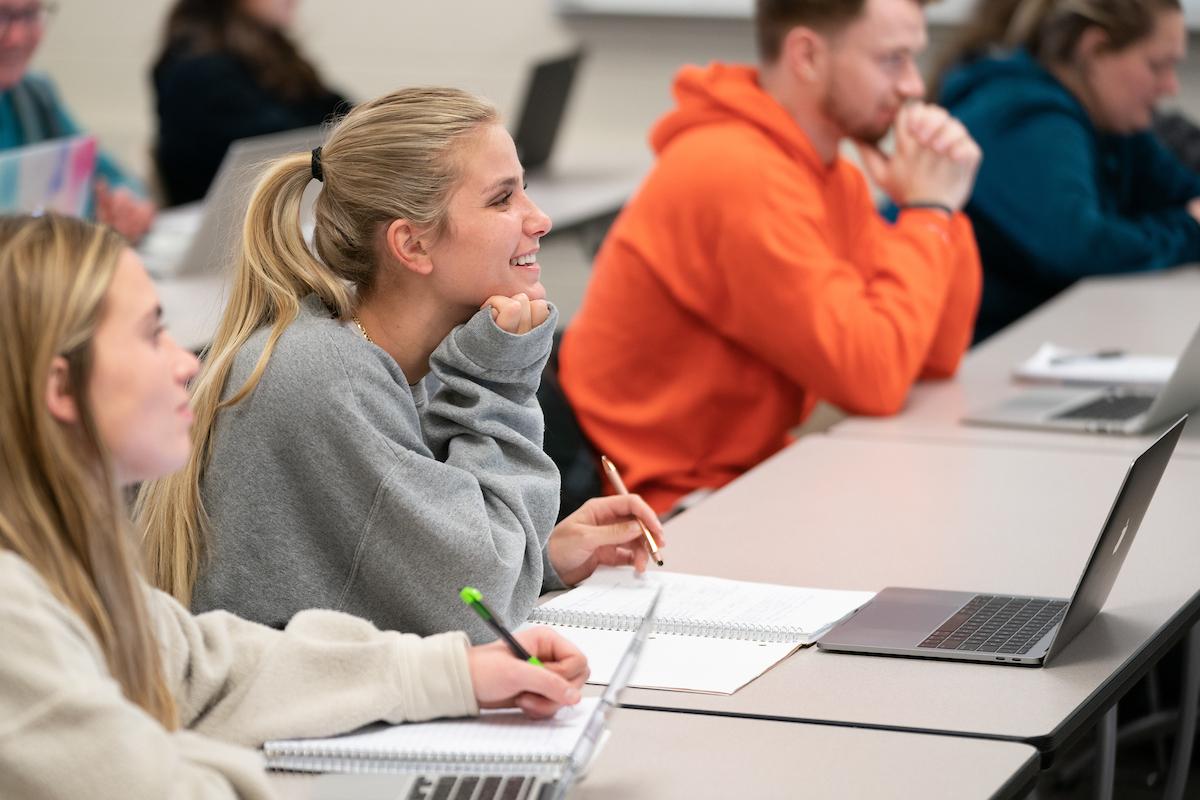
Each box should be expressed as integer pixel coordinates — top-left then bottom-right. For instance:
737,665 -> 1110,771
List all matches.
459,587 -> 543,666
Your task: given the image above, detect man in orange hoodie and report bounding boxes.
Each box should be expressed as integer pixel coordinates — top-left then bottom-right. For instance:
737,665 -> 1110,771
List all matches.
559,0 -> 983,514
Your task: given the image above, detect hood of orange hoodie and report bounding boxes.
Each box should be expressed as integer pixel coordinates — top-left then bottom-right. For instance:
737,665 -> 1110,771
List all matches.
650,62 -> 825,173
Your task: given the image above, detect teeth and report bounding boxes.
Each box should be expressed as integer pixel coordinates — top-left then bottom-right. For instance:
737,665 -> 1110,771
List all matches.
509,253 -> 537,266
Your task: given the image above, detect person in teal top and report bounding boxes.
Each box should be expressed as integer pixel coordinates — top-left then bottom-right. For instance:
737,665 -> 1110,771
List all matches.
932,0 -> 1200,341
0,0 -> 155,241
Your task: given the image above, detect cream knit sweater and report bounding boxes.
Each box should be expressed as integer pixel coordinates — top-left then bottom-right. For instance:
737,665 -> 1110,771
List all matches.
0,551 -> 478,799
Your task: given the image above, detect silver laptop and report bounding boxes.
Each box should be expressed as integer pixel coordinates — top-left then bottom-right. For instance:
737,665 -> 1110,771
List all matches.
139,126 -> 326,277
964,324 -> 1200,434
817,416 -> 1185,667
301,588 -> 661,800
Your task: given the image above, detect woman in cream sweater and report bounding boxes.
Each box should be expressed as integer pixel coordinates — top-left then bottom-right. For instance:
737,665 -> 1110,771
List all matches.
0,213 -> 588,799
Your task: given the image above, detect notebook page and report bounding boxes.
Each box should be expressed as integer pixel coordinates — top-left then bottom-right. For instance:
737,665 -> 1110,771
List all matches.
265,698 -> 598,763
534,625 -> 797,695
1014,343 -> 1174,387
532,566 -> 873,640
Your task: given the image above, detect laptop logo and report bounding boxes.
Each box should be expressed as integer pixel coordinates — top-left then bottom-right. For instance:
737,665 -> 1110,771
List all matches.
1112,519 -> 1131,555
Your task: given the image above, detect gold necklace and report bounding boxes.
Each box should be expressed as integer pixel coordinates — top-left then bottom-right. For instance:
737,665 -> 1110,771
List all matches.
351,315 -> 374,344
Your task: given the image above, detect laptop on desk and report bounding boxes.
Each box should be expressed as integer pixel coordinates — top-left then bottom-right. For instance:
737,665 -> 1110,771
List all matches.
298,588 -> 661,800
511,50 -> 584,172
817,416 -> 1185,667
963,323 -> 1200,435
140,126 -> 326,277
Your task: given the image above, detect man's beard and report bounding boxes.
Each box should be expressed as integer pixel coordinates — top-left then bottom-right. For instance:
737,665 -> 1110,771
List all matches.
819,75 -> 894,146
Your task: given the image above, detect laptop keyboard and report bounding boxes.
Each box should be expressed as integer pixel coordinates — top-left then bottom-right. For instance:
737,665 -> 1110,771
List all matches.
1052,393 -> 1155,422
400,775 -> 557,800
918,594 -> 1068,655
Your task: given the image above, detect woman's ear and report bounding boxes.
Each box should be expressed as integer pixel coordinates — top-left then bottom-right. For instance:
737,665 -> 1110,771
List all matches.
383,219 -> 433,276
45,355 -> 79,424
1076,25 -> 1113,63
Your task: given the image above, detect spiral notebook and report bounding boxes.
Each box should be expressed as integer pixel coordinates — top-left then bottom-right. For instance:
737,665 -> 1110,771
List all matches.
266,698 -> 600,776
527,567 -> 874,694
266,587 -> 661,799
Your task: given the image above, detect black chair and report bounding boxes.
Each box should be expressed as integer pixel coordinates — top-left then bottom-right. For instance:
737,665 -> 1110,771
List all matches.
538,330 -> 602,521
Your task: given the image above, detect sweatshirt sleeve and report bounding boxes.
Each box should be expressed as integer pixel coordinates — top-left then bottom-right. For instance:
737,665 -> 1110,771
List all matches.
151,589 -> 478,746
306,308 -> 561,642
0,558 -> 272,800
683,159 -> 973,416
914,212 -> 981,378
970,108 -> 1200,281
1126,132 -> 1200,212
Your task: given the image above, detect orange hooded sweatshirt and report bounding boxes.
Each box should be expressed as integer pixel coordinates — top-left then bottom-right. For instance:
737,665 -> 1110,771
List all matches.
559,63 -> 981,512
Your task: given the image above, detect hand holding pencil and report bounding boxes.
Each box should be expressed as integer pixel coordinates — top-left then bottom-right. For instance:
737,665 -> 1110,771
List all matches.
466,627 -> 589,719
546,478 -> 666,585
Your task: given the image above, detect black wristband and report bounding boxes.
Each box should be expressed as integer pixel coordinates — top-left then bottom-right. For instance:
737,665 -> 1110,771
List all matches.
902,202 -> 954,217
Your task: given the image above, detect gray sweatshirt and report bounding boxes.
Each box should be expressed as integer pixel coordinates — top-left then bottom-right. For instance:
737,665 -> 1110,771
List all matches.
193,295 -> 563,642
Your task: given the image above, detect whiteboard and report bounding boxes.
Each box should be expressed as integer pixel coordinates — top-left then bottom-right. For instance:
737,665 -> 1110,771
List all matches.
555,0 -> 1200,27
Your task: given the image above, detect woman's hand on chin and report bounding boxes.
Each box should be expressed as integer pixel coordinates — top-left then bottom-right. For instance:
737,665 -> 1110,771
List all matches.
481,293 -> 550,334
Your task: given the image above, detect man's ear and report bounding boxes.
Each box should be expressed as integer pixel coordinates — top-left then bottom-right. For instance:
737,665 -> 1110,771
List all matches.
383,219 -> 433,276
45,355 -> 79,425
782,25 -> 827,84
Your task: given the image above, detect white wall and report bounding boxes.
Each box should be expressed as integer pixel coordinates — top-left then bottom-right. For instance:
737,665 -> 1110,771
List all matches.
32,1 -> 1200,186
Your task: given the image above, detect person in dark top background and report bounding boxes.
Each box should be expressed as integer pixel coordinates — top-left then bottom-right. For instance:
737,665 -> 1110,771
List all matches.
152,0 -> 350,206
932,0 -> 1200,343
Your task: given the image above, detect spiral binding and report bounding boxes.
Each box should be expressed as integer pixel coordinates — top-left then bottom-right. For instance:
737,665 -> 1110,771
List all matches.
526,608 -> 805,643
264,745 -> 567,776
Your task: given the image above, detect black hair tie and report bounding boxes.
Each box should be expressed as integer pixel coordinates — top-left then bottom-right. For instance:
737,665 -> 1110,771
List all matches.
311,146 -> 324,182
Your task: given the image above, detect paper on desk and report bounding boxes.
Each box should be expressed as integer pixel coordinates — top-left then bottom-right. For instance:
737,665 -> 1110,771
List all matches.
537,625 -> 799,695
1014,343 -> 1175,388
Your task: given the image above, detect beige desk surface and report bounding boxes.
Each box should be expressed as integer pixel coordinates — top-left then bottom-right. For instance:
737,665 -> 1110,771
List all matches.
270,709 -> 1039,800
615,435 -> 1200,759
831,267 -> 1200,457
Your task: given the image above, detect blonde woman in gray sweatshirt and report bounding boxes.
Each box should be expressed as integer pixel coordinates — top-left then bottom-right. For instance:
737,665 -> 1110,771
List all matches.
0,214 -> 589,800
137,87 -> 665,640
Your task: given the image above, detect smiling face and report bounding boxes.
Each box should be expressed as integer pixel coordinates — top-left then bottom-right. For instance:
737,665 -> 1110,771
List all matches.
0,0 -> 46,89
423,123 -> 552,315
87,250 -> 199,486
817,0 -> 927,145
1080,8 -> 1185,134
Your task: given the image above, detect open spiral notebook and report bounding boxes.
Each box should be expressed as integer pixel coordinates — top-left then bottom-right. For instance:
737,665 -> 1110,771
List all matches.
265,698 -> 601,777
526,567 -> 874,694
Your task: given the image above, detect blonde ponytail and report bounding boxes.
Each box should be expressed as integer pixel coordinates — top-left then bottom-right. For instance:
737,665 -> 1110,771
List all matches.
137,87 -> 498,603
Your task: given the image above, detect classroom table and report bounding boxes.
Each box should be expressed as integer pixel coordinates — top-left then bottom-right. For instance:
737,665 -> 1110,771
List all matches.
611,435 -> 1200,772
269,708 -> 1041,800
831,267 -> 1200,457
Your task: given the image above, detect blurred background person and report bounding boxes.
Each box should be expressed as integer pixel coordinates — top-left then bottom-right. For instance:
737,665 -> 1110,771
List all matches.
0,0 -> 155,241
152,0 -> 349,206
933,0 -> 1200,342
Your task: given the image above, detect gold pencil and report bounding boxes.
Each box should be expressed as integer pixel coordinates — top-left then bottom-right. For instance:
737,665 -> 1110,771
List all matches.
600,455 -> 664,567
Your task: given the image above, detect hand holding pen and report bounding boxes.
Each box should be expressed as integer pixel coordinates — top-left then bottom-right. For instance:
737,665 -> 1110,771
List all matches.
461,587 -> 588,718
547,491 -> 666,585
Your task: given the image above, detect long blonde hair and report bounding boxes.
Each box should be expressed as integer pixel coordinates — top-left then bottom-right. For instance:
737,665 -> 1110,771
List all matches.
0,214 -> 178,728
137,87 -> 498,603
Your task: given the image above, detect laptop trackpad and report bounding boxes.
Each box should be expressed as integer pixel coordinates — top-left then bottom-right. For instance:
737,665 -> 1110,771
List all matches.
820,587 -> 974,648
